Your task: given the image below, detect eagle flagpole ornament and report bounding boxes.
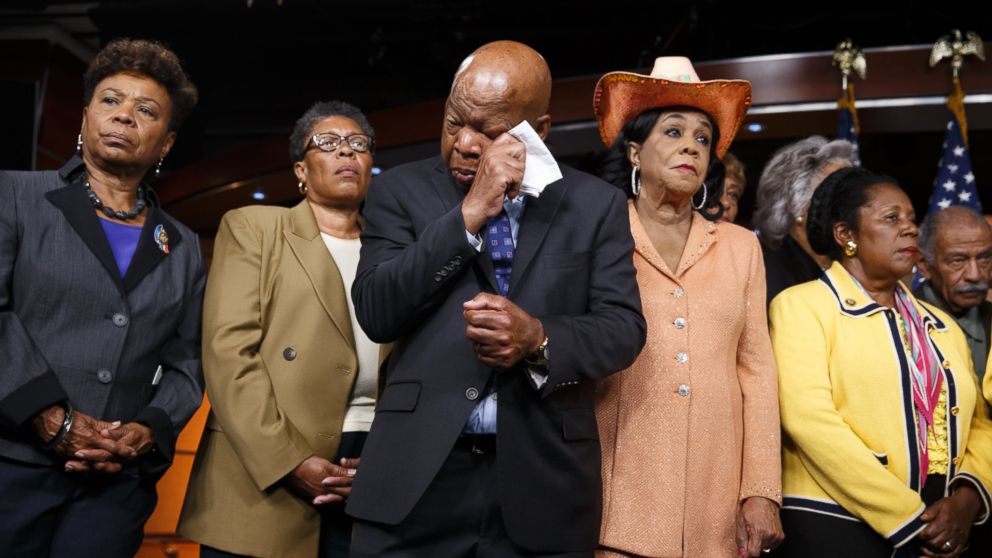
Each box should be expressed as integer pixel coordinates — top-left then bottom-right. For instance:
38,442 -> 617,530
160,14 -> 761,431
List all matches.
919,29 -> 984,278
832,38 -> 866,165
930,29 -> 985,148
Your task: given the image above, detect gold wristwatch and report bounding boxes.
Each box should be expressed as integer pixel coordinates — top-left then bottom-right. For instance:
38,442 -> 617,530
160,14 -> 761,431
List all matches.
525,335 -> 550,366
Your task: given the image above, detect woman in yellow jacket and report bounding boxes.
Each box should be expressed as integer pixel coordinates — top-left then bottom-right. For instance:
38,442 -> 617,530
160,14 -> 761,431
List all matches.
770,167 -> 992,558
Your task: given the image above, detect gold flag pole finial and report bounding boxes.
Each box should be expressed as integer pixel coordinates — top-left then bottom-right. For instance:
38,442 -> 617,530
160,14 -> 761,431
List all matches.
931,30 -> 984,148
930,29 -> 985,81
833,38 -> 867,91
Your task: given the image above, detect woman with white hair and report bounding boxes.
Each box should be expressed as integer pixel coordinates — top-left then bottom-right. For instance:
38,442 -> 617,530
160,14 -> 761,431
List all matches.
752,136 -> 856,305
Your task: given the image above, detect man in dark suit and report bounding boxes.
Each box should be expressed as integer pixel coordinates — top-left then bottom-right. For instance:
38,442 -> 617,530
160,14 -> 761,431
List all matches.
347,41 -> 646,557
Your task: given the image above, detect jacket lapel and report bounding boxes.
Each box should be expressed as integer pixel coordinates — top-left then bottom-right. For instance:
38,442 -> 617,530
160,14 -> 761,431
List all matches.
284,201 -> 355,348
428,159 -> 500,294
674,211 -> 717,277
44,174 -> 125,293
508,177 -> 566,297
122,206 -> 183,292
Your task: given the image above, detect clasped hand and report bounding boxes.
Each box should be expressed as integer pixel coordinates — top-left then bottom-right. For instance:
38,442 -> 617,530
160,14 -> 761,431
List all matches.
464,292 -> 544,369
285,456 -> 360,506
33,404 -> 155,474
913,485 -> 982,557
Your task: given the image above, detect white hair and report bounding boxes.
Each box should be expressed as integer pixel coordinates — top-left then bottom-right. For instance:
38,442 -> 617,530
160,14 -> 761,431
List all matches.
753,136 -> 857,248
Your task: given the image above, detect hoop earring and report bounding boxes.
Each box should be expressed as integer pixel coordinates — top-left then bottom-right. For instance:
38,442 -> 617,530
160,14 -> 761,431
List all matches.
844,240 -> 858,257
155,158 -> 163,178
298,181 -> 307,195
630,166 -> 640,197
692,183 -> 708,210
76,134 -> 83,153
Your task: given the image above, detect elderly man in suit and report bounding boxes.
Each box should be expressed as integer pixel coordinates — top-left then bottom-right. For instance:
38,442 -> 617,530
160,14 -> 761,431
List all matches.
915,206 -> 992,384
346,41 -> 646,557
915,205 -> 992,557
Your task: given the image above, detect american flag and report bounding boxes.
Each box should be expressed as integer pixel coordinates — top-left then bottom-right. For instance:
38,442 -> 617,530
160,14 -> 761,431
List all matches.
914,84 -> 981,288
837,83 -> 862,166
925,113 -> 981,215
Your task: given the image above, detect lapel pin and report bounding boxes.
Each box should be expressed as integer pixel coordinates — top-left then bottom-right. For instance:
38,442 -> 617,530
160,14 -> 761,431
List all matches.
154,224 -> 170,254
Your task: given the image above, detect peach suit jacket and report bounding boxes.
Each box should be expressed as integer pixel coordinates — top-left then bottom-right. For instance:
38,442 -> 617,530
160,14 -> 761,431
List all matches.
596,202 -> 782,557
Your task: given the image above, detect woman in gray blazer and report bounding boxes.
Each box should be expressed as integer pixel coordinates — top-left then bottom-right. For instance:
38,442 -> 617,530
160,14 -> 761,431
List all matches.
0,38 -> 205,558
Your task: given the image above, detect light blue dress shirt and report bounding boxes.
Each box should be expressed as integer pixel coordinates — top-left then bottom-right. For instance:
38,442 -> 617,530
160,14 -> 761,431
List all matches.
463,196 -> 527,434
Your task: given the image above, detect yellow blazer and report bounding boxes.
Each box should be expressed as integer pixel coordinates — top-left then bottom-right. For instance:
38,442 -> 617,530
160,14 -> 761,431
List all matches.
770,262 -> 992,549
178,202 -> 387,558
985,354 -> 992,405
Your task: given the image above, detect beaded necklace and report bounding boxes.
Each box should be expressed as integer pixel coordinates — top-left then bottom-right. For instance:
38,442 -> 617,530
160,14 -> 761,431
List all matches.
85,178 -> 147,221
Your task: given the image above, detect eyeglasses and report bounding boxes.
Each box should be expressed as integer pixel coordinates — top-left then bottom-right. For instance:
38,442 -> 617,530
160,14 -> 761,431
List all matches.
307,132 -> 374,154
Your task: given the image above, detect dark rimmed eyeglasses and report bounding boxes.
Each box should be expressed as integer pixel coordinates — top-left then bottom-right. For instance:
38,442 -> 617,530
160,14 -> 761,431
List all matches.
307,132 -> 374,154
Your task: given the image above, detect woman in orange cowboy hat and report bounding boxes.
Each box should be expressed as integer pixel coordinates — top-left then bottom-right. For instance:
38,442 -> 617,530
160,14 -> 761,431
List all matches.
593,57 -> 783,557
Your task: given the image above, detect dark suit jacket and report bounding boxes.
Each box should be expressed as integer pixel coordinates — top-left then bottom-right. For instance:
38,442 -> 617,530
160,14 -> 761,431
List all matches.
0,156 -> 205,476
762,234 -> 823,308
346,156 -> 646,553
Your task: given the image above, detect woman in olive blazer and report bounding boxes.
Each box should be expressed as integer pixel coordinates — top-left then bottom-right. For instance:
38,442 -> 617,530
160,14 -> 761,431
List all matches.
179,102 -> 386,558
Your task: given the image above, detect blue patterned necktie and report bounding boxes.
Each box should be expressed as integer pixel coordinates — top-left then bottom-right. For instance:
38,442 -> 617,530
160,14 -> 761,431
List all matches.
486,211 -> 514,296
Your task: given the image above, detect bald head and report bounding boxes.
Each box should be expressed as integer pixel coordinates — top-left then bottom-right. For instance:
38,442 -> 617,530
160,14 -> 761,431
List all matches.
440,41 -> 553,188
450,41 -> 551,126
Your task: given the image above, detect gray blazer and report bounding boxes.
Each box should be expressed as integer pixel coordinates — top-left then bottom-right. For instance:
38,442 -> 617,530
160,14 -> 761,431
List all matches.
0,156 -> 205,475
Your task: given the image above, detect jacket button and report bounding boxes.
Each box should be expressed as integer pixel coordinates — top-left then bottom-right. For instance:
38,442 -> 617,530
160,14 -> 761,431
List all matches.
675,352 -> 688,364
952,456 -> 963,466
672,288 -> 685,299
465,387 -> 480,401
111,313 -> 128,327
950,406 -> 960,416
674,317 -> 686,329
844,298 -> 856,306
283,347 -> 297,361
941,360 -> 951,369
677,384 -> 690,397
97,369 -> 113,384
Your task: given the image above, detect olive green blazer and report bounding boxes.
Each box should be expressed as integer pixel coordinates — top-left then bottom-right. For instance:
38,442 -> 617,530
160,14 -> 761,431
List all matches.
178,201 -> 387,557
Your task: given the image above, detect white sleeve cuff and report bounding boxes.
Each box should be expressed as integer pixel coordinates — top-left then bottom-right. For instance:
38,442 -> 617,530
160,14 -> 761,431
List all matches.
526,367 -> 548,389
465,230 -> 483,252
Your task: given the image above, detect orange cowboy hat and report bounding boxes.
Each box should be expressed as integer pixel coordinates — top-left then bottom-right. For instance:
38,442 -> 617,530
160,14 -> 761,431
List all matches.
593,56 -> 751,157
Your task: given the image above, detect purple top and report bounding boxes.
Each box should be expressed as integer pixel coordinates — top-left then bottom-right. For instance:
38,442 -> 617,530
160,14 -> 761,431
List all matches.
99,218 -> 142,277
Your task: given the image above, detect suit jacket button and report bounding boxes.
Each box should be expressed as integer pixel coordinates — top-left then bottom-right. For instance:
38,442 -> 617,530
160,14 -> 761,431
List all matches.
465,387 -> 480,401
112,313 -> 128,327
950,406 -> 960,416
97,369 -> 113,384
283,347 -> 297,361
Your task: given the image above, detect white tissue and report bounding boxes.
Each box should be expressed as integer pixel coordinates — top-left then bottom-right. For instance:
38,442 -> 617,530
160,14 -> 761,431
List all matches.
508,120 -> 563,198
